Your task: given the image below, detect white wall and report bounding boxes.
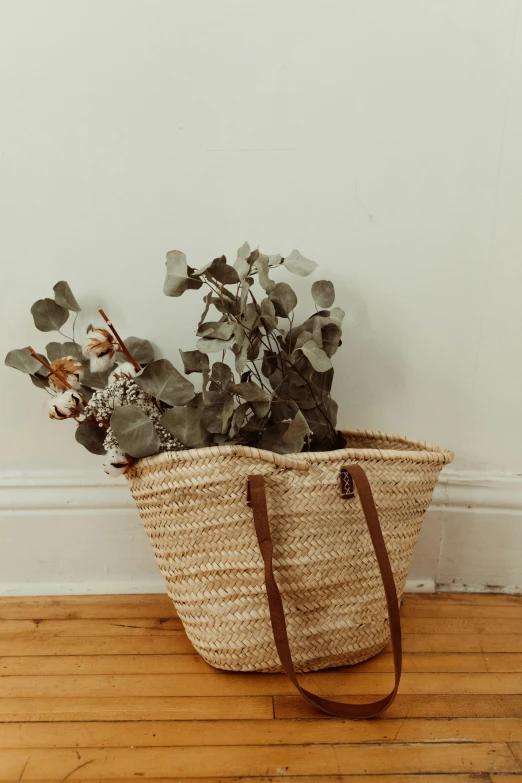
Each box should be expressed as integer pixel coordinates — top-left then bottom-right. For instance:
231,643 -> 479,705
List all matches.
1,0 -> 521,594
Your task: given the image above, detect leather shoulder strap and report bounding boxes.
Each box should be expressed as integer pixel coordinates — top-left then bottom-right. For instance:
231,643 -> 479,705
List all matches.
247,463 -> 402,719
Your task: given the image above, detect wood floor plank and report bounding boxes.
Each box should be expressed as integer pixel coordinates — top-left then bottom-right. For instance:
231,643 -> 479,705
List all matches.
0,696 -> 273,722
402,604 -> 522,619
0,618 -> 184,635
401,619 -> 522,635
4,718 -> 522,748
2,632 -> 522,656
0,653 -> 213,675
0,743 -> 517,778
1,652 -> 521,676
1,616 -> 521,638
3,777 -> 493,783
0,777 -> 500,783
509,743 -> 522,768
390,635 -> 522,653
0,671 -> 520,698
0,594 -> 175,620
490,777 -> 522,782
405,593 -> 522,606
275,694 -> 522,719
0,635 -> 195,655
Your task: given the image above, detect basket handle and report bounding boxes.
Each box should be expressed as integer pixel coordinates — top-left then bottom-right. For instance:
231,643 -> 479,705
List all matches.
247,464 -> 402,719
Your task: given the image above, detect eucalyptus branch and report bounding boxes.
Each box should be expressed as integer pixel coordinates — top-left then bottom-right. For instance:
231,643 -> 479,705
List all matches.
72,312 -> 79,346
58,329 -> 74,341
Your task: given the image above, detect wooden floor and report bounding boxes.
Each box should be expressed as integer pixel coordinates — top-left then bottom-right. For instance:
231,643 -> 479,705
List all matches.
0,594 -> 521,782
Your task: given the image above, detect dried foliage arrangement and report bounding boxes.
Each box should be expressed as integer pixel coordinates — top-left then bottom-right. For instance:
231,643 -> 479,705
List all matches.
5,243 -> 344,475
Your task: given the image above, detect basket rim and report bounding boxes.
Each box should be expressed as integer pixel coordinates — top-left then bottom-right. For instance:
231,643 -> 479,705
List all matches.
129,428 -> 454,474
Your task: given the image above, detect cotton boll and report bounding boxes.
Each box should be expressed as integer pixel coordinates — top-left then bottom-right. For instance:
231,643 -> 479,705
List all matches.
48,357 -> 84,391
90,352 -> 116,373
83,327 -> 116,372
102,446 -> 133,477
109,362 -> 138,385
48,389 -> 83,420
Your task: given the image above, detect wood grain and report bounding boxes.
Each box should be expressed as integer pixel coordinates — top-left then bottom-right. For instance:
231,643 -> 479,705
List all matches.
0,671 -> 520,698
1,651 -> 521,676
274,694 -> 522,719
1,593 -> 521,781
0,743 -> 518,778
0,594 -> 176,619
1,718 -> 522,748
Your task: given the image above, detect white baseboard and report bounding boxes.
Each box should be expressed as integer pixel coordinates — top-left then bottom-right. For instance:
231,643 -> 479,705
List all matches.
0,467 -> 520,596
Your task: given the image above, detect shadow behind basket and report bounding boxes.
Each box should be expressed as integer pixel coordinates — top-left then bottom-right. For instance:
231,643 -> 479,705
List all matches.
126,430 -> 453,674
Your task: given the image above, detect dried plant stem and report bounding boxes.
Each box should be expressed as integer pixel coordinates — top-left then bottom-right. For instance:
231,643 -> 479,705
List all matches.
98,309 -> 141,371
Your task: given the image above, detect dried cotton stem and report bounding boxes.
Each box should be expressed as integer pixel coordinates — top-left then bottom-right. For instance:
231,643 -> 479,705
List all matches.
98,309 -> 141,371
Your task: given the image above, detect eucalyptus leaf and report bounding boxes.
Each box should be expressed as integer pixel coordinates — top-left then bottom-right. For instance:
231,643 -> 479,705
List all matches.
299,340 -> 333,372
322,324 -> 342,357
46,341 -> 82,362
82,367 -> 112,389
283,410 -> 309,450
284,250 -> 318,277
231,382 -> 271,402
5,348 -> 41,375
79,385 -> 93,402
311,280 -> 335,309
197,321 -> 235,340
267,253 -> 282,267
259,423 -> 293,454
75,419 -> 107,455
210,361 -> 234,392
229,402 -> 250,438
201,404 -> 225,433
31,298 -> 69,332
238,277 -> 251,318
312,316 -> 323,347
198,292 -> 212,329
250,399 -> 271,419
254,256 -> 275,293
246,335 -> 261,361
234,338 -> 249,374
205,256 -> 240,285
164,250 -> 203,297
119,337 -> 154,365
202,396 -> 234,434
269,282 -> 297,317
179,349 -> 209,374
329,307 -> 345,326
53,281 -> 81,312
136,359 -> 195,406
234,241 -> 252,280
30,373 -> 50,389
196,336 -> 235,354
271,399 -> 299,424
110,405 -> 160,458
302,399 -> 338,451
293,330 -> 314,352
160,407 -> 212,448
260,297 -> 277,333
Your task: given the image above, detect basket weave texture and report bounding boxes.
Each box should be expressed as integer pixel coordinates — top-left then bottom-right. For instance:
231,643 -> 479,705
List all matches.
126,430 -> 453,673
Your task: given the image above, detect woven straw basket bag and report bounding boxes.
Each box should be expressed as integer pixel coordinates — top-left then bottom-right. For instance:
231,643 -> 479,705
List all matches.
126,429 -> 453,718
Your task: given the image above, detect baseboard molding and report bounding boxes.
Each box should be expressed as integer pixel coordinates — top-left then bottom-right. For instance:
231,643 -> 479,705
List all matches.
0,467 -> 520,596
